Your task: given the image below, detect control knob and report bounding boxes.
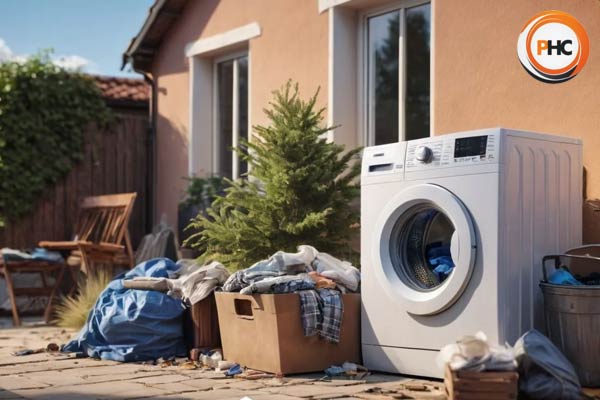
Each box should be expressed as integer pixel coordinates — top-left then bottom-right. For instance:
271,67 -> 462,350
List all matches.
415,145 -> 433,163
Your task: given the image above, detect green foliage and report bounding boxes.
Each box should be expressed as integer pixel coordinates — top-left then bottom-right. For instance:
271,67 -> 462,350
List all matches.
54,271 -> 111,329
180,175 -> 227,209
0,51 -> 113,222
186,81 -> 361,270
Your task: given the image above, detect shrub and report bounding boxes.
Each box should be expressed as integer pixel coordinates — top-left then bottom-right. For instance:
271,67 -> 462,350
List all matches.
0,51 -> 113,224
54,271 -> 111,329
186,82 -> 361,270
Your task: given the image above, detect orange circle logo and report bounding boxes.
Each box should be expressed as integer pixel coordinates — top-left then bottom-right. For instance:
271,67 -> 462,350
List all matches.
517,10 -> 589,83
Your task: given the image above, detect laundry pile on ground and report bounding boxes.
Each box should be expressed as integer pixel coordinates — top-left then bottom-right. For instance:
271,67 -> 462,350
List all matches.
63,258 -> 229,361
221,245 -> 360,343
438,330 -> 583,400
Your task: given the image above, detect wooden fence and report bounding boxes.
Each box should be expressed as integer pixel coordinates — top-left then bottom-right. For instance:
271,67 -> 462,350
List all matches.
0,109 -> 151,250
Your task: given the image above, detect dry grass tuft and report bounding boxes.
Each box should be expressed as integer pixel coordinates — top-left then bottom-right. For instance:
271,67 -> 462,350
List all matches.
54,271 -> 112,329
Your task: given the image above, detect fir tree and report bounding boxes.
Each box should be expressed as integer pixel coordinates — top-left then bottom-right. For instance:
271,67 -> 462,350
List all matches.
186,81 -> 361,270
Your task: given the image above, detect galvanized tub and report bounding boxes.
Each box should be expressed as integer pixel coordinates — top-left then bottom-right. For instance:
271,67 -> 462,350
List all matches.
541,253 -> 600,387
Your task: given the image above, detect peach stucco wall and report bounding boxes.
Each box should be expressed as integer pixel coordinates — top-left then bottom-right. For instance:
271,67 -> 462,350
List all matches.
434,0 -> 600,200
151,0 -> 328,226
152,0 -> 600,229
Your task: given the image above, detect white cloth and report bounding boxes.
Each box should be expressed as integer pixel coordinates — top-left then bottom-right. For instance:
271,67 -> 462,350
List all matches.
436,331 -> 517,372
124,260 -> 229,305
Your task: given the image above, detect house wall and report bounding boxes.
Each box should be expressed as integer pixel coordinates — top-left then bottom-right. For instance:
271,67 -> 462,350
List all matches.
151,0 -> 600,229
434,0 -> 600,200
151,0 -> 328,226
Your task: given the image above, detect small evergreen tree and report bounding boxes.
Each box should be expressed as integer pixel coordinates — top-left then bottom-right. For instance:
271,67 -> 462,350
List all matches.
186,82 -> 361,270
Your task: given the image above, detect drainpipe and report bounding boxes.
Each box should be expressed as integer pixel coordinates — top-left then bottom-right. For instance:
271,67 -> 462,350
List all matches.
143,72 -> 157,232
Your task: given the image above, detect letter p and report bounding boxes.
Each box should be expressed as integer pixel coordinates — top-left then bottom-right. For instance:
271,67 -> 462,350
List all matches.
537,40 -> 548,55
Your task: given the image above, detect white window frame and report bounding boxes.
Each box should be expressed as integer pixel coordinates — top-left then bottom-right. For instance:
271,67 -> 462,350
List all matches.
213,51 -> 249,180
359,0 -> 432,146
186,22 -> 260,177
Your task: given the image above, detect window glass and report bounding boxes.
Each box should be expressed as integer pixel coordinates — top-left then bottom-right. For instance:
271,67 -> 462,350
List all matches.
217,60 -> 234,179
366,3 -> 431,144
216,55 -> 248,179
405,3 -> 431,141
368,10 -> 400,145
237,56 -> 249,176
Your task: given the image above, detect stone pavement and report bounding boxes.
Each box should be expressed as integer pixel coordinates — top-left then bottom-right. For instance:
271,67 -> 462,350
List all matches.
0,320 -> 446,400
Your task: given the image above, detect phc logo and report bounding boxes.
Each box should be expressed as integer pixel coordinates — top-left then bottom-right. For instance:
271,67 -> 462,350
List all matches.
517,10 -> 589,83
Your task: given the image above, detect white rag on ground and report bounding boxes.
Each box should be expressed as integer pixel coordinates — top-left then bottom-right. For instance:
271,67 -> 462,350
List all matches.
436,331 -> 517,372
123,260 -> 229,305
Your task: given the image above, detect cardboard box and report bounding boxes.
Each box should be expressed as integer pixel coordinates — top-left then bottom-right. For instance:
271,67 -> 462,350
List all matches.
183,292 -> 221,356
215,292 -> 361,374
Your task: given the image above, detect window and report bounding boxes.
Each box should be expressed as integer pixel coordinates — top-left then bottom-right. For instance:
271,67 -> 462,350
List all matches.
365,2 -> 431,145
215,53 -> 248,180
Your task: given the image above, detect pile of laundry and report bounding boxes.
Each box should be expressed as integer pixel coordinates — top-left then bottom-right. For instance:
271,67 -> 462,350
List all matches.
438,330 -> 583,400
222,245 -> 360,343
63,258 -> 229,361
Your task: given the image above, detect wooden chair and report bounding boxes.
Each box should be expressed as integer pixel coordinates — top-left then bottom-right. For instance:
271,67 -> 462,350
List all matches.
0,193 -> 136,326
39,192 -> 137,277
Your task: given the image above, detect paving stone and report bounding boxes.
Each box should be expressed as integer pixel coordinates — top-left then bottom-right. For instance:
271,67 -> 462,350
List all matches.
131,373 -> 190,385
0,375 -> 49,391
261,383 -> 353,398
180,378 -> 229,391
224,379 -> 269,390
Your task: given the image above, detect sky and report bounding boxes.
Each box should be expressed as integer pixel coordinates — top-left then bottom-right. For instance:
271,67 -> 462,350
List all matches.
0,0 -> 154,77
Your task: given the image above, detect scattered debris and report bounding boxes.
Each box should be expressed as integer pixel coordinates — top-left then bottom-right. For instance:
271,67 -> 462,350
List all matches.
225,363 -> 243,377
179,360 -> 200,370
324,362 -> 369,380
46,342 -> 59,352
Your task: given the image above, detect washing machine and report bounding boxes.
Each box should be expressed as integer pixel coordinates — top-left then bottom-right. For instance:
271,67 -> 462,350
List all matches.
361,127 -> 582,378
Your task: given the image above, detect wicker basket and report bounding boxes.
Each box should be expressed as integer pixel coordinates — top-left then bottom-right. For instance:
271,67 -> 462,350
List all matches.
444,365 -> 518,400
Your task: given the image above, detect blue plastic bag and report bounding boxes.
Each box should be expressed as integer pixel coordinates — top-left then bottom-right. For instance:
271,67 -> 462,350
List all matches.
63,258 -> 187,362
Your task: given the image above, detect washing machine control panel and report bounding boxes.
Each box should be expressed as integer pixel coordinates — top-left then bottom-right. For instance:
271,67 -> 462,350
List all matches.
406,133 -> 499,171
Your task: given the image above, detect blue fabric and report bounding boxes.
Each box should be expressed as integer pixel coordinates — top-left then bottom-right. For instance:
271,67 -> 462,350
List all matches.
1,247 -> 63,263
548,267 -> 583,286
63,258 -> 187,362
427,244 -> 455,280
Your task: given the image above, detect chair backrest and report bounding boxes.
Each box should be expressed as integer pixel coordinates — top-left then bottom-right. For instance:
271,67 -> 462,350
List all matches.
73,193 -> 137,245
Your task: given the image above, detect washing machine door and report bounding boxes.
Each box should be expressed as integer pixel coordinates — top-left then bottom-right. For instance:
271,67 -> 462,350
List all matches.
372,183 -> 476,315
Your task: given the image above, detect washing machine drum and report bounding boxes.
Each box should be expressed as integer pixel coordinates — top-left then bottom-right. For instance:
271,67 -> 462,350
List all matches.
390,206 -> 455,290
374,184 -> 477,315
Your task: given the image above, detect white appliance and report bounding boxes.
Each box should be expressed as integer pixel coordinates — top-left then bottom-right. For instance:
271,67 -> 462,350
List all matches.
361,128 -> 582,378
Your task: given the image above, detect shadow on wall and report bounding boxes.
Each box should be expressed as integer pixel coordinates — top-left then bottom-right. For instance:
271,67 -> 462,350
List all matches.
155,113 -> 193,229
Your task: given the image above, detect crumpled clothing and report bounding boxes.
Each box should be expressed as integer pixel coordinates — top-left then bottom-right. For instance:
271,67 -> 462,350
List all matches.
298,288 -> 343,343
240,274 -> 315,295
222,245 -> 360,292
1,248 -> 64,263
239,274 -> 312,295
436,331 -> 517,372
63,258 -> 187,362
548,267 -> 583,286
309,271 -> 337,289
123,260 -> 229,305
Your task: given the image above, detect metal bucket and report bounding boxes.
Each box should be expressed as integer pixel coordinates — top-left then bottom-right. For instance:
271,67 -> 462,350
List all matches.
541,253 -> 600,387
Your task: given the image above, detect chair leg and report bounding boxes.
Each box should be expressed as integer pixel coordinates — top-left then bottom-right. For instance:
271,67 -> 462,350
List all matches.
3,267 -> 21,327
44,265 -> 66,324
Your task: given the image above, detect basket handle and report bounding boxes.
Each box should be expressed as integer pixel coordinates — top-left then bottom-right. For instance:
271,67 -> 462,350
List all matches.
542,253 -> 600,281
